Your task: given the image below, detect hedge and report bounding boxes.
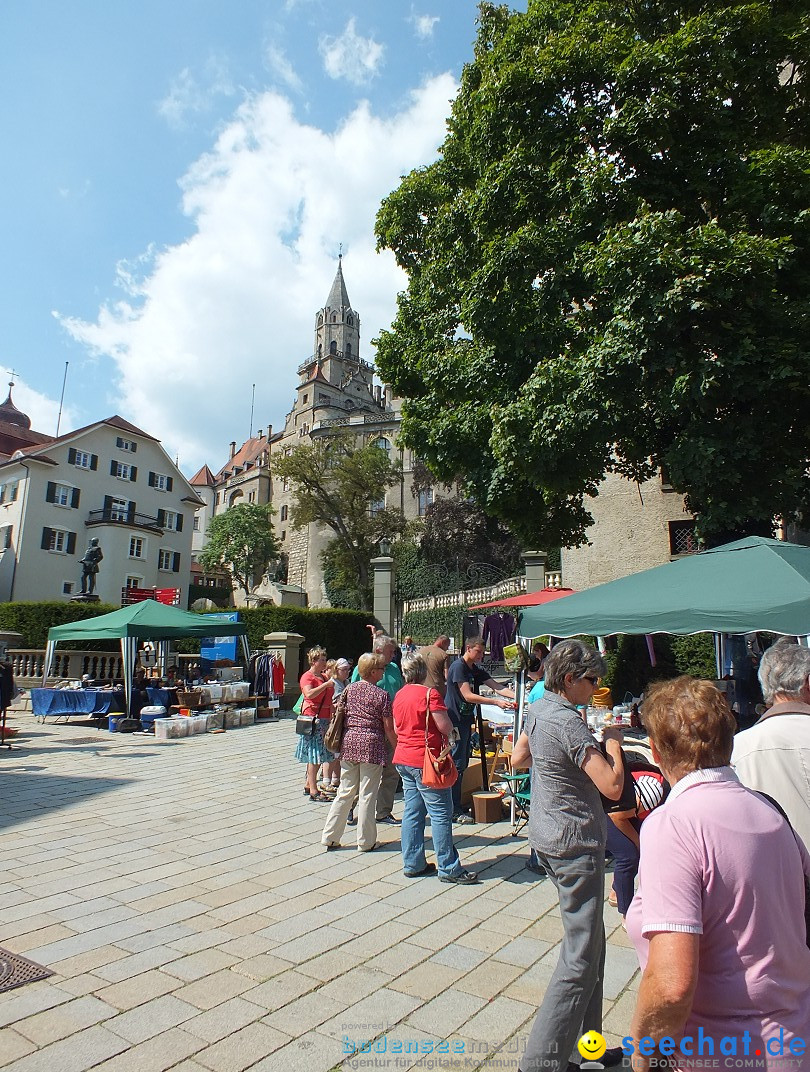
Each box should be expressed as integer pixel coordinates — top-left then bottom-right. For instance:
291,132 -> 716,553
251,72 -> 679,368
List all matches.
0,601 -> 377,680
175,606 -> 380,680
0,602 -> 121,649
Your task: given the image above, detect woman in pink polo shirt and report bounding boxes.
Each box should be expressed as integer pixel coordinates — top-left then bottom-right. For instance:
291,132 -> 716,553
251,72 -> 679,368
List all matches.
626,676 -> 810,1071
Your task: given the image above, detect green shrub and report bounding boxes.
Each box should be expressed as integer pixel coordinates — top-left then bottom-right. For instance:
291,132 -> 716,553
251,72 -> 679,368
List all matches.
0,601 -> 377,679
0,601 -> 120,649
601,633 -> 716,699
177,606 -> 377,680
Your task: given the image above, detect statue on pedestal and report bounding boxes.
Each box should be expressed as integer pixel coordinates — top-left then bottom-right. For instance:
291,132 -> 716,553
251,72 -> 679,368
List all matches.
79,538 -> 103,596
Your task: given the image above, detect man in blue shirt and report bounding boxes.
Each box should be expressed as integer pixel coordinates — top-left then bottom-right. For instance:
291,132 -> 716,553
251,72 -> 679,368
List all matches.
446,635 -> 514,822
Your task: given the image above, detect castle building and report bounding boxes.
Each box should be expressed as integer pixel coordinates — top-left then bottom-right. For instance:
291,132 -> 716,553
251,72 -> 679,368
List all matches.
195,258 -> 430,606
196,259 -> 699,608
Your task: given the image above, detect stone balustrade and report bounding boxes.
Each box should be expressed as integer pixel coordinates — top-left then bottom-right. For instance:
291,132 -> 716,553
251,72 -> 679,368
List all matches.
9,649 -> 125,687
402,570 -> 563,616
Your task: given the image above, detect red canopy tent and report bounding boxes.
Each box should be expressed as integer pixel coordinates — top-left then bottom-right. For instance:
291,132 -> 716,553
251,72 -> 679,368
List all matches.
467,586 -> 575,611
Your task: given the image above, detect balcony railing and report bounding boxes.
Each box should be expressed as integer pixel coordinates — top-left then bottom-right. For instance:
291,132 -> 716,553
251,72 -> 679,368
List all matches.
87,509 -> 162,532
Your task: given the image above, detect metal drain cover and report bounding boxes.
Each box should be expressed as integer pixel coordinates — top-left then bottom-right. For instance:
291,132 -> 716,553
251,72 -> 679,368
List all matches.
0,947 -> 54,993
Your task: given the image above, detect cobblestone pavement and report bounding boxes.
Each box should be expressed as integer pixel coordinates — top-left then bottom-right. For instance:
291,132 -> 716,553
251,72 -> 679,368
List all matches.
0,715 -> 639,1072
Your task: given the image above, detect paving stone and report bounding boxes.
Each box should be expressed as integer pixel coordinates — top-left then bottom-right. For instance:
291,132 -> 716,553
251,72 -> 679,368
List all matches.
388,960 -> 464,1001
459,994 -> 536,1047
246,1029 -> 347,1072
238,967 -> 320,1013
183,996 -> 267,1044
405,987 -> 489,1037
193,1021 -> 291,1072
0,982 -> 75,1029
55,972 -> 106,997
95,969 -> 182,1010
429,943 -> 489,971
341,1027 -> 444,1072
105,993 -> 200,1044
93,945 -> 183,983
161,948 -> 240,982
491,935 -> 551,968
0,1026 -> 37,1066
454,959 -> 524,1000
0,1023 -> 128,1072
262,989 -> 347,1038
13,995 -> 117,1046
4,923 -> 78,952
91,1027 -> 206,1071
318,988 -> 422,1042
296,948 -> 364,982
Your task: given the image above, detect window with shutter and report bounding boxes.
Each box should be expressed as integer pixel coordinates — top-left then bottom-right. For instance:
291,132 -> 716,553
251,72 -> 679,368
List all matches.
130,466 -> 137,481
175,513 -> 183,532
157,509 -> 165,528
148,472 -> 155,487
172,552 -> 180,573
0,525 -> 12,550
66,532 -> 76,555
166,476 -> 173,492
41,527 -> 53,550
90,454 -> 98,471
68,447 -> 76,464
71,488 -> 80,509
46,482 -> 56,503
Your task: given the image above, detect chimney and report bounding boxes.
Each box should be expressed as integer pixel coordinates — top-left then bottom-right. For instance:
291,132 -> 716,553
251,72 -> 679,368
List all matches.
257,429 -> 263,440
374,385 -> 381,403
267,424 -> 272,438
230,441 -> 236,458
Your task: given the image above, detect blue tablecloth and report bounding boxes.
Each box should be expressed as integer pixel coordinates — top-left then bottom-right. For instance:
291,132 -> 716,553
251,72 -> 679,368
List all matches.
31,688 -> 125,718
146,687 -> 176,709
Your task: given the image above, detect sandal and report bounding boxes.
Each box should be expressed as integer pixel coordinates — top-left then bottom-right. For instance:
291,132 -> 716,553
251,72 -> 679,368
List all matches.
608,889 -> 618,908
309,792 -> 331,802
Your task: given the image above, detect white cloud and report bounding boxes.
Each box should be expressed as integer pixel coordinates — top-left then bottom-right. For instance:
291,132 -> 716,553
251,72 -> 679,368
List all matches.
265,44 -> 304,94
412,13 -> 440,40
0,373 -> 78,440
158,59 -> 236,128
318,18 -> 385,86
58,74 -> 458,475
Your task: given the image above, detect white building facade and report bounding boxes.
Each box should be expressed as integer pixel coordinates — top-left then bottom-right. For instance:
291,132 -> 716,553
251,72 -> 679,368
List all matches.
0,416 -> 201,606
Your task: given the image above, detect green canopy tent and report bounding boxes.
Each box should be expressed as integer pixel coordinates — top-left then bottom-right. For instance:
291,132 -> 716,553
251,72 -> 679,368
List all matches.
518,537 -> 810,642
45,600 -> 250,713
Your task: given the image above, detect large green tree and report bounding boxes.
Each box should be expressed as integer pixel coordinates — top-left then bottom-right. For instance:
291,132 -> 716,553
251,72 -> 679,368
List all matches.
375,0 -> 810,547
198,503 -> 282,598
272,435 -> 407,607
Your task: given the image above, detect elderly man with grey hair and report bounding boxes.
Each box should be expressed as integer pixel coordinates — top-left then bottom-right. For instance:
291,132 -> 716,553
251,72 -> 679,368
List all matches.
732,636 -> 810,848
511,639 -> 625,1072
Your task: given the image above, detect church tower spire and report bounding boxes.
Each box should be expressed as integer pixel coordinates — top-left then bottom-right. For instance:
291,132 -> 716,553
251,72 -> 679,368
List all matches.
313,255 -> 361,384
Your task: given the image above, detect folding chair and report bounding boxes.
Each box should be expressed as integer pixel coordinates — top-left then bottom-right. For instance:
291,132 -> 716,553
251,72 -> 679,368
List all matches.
500,771 -> 531,836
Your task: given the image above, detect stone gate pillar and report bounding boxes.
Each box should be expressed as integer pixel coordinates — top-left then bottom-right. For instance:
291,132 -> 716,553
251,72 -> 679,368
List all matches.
370,554 -> 395,636
522,550 -> 548,593
263,631 -> 306,710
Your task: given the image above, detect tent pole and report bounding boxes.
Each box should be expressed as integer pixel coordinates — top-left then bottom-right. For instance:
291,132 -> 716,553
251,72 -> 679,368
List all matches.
43,640 -> 55,686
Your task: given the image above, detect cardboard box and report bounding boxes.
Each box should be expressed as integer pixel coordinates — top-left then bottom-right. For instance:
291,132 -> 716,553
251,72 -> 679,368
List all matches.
461,759 -> 484,807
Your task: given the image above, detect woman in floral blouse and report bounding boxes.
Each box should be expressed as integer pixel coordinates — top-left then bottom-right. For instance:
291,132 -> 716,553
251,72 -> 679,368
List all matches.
321,653 -> 396,852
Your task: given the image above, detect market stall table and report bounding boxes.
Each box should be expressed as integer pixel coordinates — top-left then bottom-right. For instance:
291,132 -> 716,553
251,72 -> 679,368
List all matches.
31,688 -> 125,724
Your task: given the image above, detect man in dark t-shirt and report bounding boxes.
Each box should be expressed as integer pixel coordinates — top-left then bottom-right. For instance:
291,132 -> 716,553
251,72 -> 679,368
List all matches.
446,635 -> 514,822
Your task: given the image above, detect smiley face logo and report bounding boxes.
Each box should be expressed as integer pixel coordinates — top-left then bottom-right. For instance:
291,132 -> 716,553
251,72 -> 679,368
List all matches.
578,1030 -> 607,1062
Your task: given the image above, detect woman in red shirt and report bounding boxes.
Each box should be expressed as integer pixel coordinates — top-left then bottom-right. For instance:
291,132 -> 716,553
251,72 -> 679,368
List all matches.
393,653 -> 478,884
295,647 -> 335,802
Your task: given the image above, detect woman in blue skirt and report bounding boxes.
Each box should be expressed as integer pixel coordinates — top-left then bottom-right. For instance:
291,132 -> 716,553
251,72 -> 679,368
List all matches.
295,647 -> 335,802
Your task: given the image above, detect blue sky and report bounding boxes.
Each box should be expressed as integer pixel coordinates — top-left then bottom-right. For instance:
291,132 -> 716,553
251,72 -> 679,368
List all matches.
0,1 -> 515,474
